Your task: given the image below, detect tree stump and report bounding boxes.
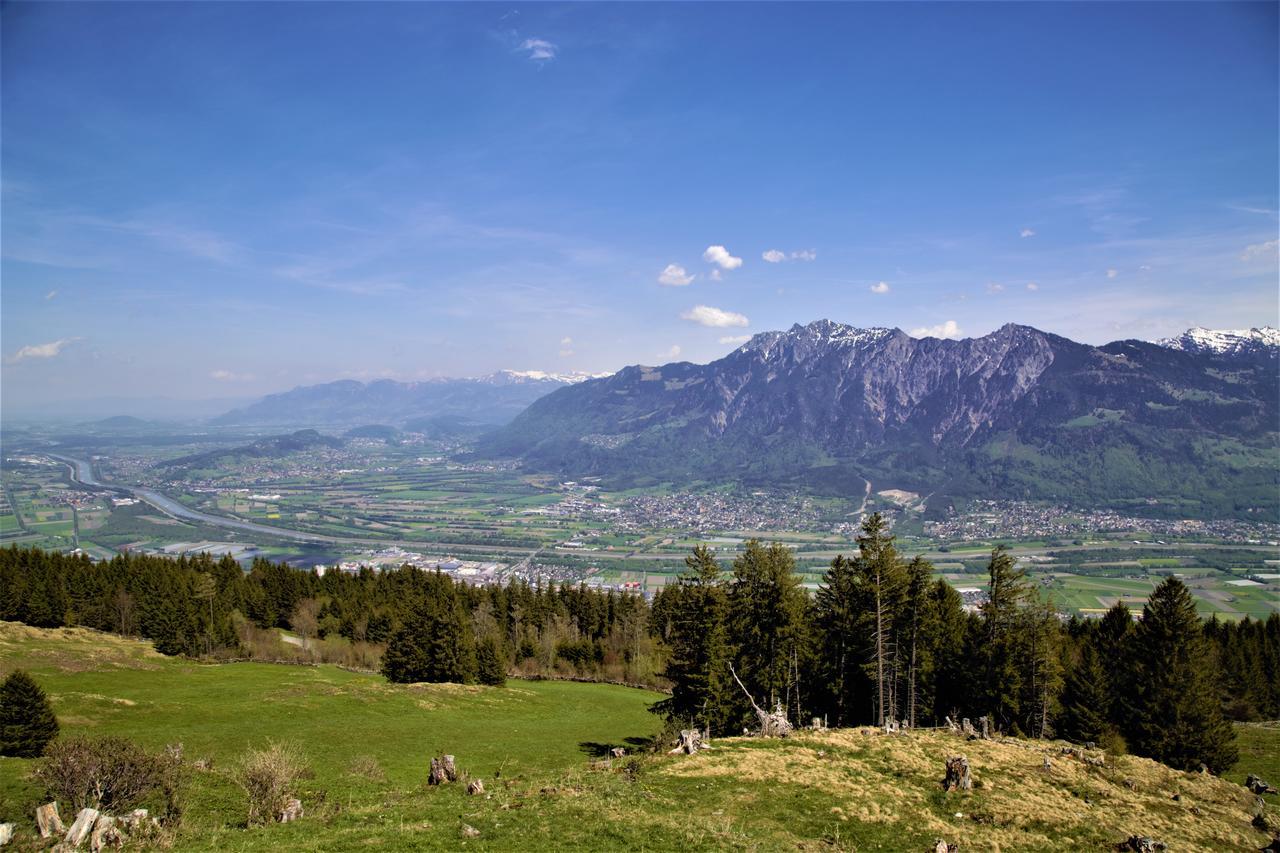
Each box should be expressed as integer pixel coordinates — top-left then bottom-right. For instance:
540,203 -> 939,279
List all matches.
942,756 -> 972,792
979,716 -> 991,739
0,824 -> 13,847
278,798 -> 303,823
36,802 -> 64,839
89,815 -> 122,853
669,729 -> 704,754
429,754 -> 459,785
1116,836 -> 1166,852
945,716 -> 959,733
65,808 -> 100,848
961,718 -> 976,737
1247,774 -> 1279,795
933,840 -> 958,853
610,747 -> 626,759
467,779 -> 485,796
885,719 -> 899,734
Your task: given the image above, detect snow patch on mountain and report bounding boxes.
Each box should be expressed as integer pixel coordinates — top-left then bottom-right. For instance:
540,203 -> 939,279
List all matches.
1155,327 -> 1280,357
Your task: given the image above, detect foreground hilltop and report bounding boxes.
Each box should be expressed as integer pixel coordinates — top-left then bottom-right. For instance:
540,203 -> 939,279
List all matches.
1,623 -> 1275,851
479,320 -> 1279,518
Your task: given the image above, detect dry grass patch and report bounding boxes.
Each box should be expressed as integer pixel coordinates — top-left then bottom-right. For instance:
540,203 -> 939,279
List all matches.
657,727 -> 1269,852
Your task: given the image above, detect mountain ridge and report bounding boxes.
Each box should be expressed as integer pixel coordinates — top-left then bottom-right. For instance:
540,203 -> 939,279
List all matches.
477,321 -> 1279,519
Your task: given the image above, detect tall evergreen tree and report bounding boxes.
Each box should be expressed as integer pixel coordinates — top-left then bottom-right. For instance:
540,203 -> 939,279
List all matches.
653,546 -> 730,733
475,636 -> 507,686
814,554 -> 865,726
1057,642 -> 1110,745
0,669 -> 59,758
854,514 -> 907,725
1126,578 -> 1237,773
977,546 -> 1033,732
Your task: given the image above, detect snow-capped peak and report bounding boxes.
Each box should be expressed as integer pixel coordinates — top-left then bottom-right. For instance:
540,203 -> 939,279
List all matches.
741,321 -> 897,359
479,369 -> 613,386
1155,326 -> 1280,357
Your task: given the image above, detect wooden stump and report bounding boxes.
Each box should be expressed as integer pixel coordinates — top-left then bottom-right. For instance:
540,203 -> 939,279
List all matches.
933,840 -> 958,853
467,779 -> 485,796
89,815 -> 122,853
429,754 -> 459,785
278,798 -> 303,823
979,716 -> 991,739
961,718 -> 976,737
942,756 -> 972,792
669,729 -> 704,754
36,802 -> 64,839
65,808 -> 100,848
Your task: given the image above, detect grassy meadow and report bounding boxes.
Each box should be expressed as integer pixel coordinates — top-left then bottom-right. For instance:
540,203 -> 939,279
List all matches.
2,622 -> 1278,851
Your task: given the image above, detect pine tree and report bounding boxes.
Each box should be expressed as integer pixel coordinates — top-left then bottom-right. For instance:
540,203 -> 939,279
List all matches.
978,546 -> 1033,732
1127,578 -> 1237,773
726,541 -> 809,728
815,554 -> 865,726
654,546 -> 730,733
0,669 -> 59,758
476,636 -> 507,686
854,514 -> 907,726
1058,642 -> 1110,744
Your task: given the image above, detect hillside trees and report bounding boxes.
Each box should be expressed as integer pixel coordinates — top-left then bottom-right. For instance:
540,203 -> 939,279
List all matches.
382,570 -> 477,684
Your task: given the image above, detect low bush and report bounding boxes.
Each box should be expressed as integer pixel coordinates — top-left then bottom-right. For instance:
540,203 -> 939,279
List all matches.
237,741 -> 311,825
35,736 -> 186,819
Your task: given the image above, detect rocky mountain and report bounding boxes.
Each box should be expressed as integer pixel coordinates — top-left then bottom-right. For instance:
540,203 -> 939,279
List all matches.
212,371 -> 604,428
478,321 -> 1279,519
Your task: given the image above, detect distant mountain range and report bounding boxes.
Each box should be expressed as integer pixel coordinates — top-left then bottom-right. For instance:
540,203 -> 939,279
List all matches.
478,321 -> 1280,519
160,429 -> 344,470
211,370 -> 606,428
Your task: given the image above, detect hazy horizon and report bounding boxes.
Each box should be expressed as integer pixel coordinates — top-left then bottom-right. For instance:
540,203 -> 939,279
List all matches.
3,2 -> 1277,412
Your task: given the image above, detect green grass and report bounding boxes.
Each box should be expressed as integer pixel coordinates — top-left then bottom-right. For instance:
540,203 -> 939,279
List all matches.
1231,723 -> 1280,810
0,623 -> 664,850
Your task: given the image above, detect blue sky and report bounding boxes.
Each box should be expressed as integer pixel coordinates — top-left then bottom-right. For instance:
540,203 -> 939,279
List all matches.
3,1 -> 1277,409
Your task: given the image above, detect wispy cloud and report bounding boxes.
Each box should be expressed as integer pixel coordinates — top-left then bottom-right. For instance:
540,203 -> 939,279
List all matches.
209,369 -> 255,382
791,249 -> 816,261
519,38 -> 557,62
559,336 -> 574,358
44,290 -> 58,300
986,282 -> 1005,294
1026,282 -> 1040,291
762,249 -> 786,263
762,248 -> 815,263
1240,239 -> 1278,262
1019,228 -> 1036,238
664,344 -> 682,360
658,263 -> 695,286
703,245 -> 743,270
1106,268 -> 1119,279
719,334 -> 752,345
909,320 -> 962,339
6,337 -> 82,363
869,281 -> 890,294
681,304 -> 748,328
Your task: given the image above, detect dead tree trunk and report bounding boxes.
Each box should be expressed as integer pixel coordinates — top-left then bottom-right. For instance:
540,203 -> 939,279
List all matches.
36,802 -> 64,839
729,662 -> 792,738
942,756 -> 972,792
429,754 -> 458,785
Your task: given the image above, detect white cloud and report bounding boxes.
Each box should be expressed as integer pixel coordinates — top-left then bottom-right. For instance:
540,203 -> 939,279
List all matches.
869,281 -> 891,294
1019,228 -> 1036,238
702,245 -> 743,270
658,263 -> 695,286
762,249 -> 786,263
558,337 -> 574,358
1106,268 -> 1119,279
709,268 -> 723,281
762,248 -> 815,263
519,38 -> 557,62
560,336 -> 573,346
210,369 -> 255,382
1026,282 -> 1039,291
681,304 -> 748,328
1240,239 -> 1279,262
791,249 -> 816,261
719,334 -> 752,345
6,337 -> 80,363
665,345 -> 682,360
909,320 -> 963,340
986,282 -> 1005,294
44,290 -> 58,301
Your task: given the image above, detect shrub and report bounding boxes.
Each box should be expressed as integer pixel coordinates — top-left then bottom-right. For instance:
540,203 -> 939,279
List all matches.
237,741 -> 310,825
346,754 -> 386,782
0,669 -> 59,757
35,736 -> 185,817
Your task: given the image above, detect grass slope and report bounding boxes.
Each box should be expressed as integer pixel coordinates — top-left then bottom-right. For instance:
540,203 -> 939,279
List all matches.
1,624 -> 1277,851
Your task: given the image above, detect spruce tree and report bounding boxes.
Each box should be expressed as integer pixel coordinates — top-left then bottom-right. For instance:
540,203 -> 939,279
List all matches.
654,546 -> 730,733
0,669 -> 59,758
1058,642 -> 1110,744
815,554 -> 865,726
476,636 -> 507,686
1127,578 -> 1237,773
978,546 -> 1033,733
